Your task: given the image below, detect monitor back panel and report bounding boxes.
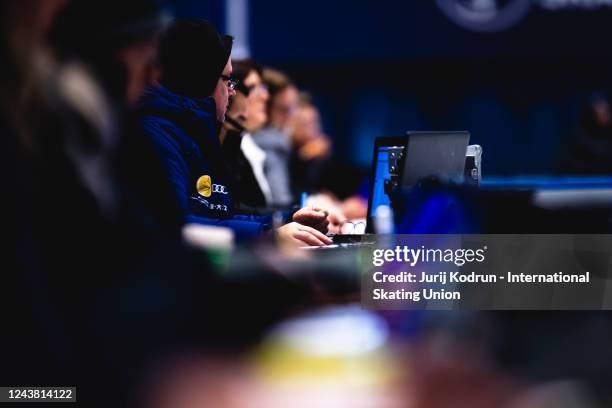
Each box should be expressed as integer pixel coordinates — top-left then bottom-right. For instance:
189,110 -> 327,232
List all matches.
402,131 -> 470,186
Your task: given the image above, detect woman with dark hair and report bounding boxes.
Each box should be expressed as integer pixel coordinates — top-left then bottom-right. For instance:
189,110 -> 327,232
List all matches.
231,58 -> 270,132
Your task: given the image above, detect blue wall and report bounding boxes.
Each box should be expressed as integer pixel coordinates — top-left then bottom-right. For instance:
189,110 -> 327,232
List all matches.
166,1 -> 612,175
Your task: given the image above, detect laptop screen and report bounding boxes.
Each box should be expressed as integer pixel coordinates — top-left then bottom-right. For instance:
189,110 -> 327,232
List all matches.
366,139 -> 407,234
370,146 -> 402,217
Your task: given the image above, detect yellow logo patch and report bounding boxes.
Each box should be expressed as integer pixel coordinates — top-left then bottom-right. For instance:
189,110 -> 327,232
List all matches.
196,175 -> 212,197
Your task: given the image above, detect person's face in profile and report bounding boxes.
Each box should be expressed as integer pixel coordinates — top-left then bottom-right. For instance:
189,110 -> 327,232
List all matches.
292,104 -> 322,147
212,59 -> 236,123
270,85 -> 299,131
226,89 -> 248,125
242,70 -> 269,131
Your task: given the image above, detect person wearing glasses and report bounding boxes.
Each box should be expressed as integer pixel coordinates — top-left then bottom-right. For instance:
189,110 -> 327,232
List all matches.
137,19 -> 333,246
231,59 -> 270,133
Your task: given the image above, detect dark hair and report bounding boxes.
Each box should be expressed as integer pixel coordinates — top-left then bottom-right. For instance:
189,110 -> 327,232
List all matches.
231,59 -> 263,96
298,91 -> 314,107
159,19 -> 233,98
232,59 -> 262,83
262,67 -> 294,97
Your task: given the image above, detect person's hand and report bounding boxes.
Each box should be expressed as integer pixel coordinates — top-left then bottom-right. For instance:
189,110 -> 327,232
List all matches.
277,222 -> 333,247
292,206 -> 330,234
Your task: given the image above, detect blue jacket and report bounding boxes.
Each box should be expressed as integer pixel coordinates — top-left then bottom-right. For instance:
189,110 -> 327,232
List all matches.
138,85 -> 272,240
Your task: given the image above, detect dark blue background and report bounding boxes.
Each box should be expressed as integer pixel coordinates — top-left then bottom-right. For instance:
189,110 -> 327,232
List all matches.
167,1 -> 612,174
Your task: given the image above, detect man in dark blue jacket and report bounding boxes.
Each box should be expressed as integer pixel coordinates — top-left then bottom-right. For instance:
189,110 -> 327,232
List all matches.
139,19 -> 332,245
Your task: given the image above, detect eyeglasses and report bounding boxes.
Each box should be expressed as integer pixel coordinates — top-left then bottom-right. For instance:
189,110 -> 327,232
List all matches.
220,74 -> 238,90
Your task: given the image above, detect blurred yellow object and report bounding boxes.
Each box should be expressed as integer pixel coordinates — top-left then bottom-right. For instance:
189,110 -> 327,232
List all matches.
253,341 -> 397,387
250,305 -> 400,387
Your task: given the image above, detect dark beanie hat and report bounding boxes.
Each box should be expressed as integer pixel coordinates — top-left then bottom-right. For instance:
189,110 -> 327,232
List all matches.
159,19 -> 233,98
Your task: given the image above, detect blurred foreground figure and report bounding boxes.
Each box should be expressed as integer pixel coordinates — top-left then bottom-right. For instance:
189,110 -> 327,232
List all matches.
402,311 -> 612,408
0,1 -> 215,406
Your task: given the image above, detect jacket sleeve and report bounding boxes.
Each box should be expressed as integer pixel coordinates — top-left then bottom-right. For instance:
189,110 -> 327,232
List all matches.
140,116 -> 192,214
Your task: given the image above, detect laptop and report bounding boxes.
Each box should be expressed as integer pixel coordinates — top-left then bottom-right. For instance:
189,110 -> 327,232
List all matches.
361,131 -> 470,234
311,137 -> 405,247
362,136 -> 408,236
319,131 -> 470,246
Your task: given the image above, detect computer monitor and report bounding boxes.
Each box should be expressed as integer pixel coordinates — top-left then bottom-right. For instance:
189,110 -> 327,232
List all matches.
402,131 -> 470,186
365,132 -> 471,234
